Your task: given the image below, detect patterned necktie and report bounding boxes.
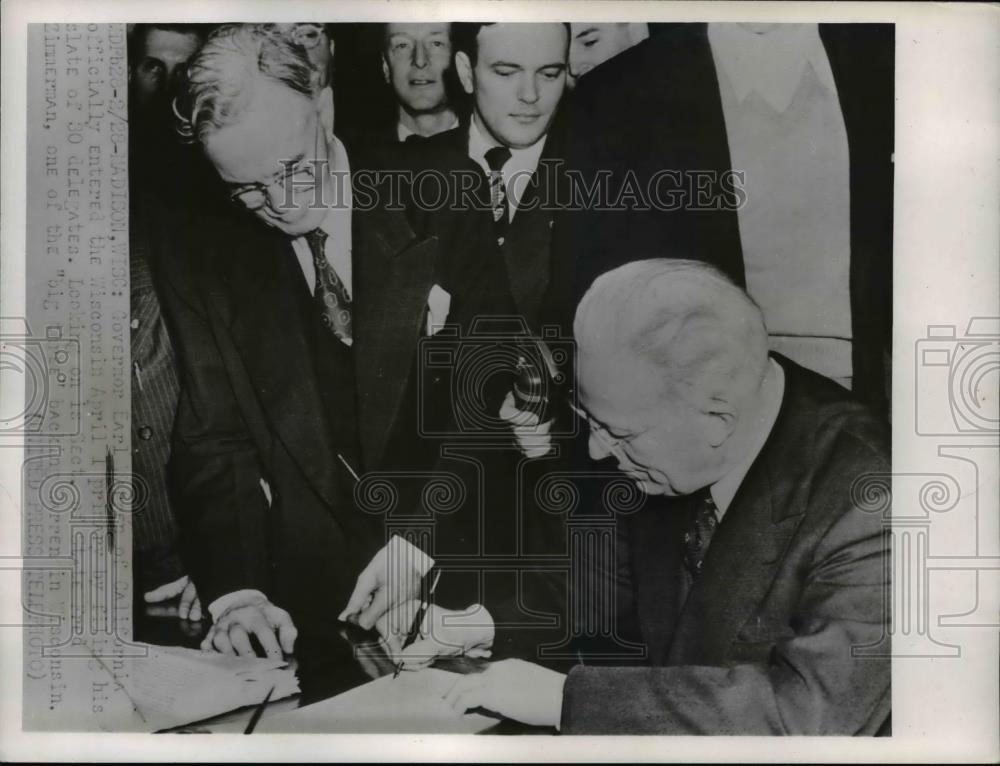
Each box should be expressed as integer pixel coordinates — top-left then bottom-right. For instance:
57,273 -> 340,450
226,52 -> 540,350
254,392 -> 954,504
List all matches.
484,145 -> 512,235
682,488 -> 719,580
306,228 -> 352,345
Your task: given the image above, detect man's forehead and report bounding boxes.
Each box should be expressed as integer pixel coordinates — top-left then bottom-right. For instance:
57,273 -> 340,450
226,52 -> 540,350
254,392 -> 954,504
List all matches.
143,27 -> 201,60
387,23 -> 449,38
203,80 -> 315,184
476,23 -> 568,64
578,348 -> 663,415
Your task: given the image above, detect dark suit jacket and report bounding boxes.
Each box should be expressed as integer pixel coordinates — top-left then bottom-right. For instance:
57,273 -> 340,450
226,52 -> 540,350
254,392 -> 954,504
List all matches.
561,356 -> 891,734
130,200 -> 184,592
819,24 -> 894,416
422,119 -> 566,332
155,143 -> 512,640
545,23 -> 746,335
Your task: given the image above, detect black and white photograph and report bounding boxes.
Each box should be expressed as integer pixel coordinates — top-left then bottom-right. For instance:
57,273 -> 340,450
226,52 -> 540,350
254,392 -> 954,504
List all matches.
1,1 -> 997,761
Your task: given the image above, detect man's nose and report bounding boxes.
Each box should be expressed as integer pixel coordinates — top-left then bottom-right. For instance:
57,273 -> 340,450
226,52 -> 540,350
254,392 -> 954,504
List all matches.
412,42 -> 428,69
264,179 -> 290,211
517,73 -> 540,104
569,60 -> 591,80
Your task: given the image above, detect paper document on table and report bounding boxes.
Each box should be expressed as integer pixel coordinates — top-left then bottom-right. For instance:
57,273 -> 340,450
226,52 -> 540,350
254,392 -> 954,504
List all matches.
124,644 -> 299,731
244,668 -> 496,733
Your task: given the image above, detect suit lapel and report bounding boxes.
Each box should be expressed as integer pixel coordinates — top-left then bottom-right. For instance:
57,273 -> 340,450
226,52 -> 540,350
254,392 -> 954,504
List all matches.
668,359 -> 813,663
352,204 -> 437,469
218,222 -> 343,509
505,182 -> 553,325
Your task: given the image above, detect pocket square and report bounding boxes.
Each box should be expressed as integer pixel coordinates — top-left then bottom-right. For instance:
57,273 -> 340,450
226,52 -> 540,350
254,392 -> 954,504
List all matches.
426,284 -> 452,336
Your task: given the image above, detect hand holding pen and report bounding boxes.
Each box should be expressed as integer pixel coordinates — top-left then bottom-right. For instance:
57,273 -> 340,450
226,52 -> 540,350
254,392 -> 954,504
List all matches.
392,570 -> 441,679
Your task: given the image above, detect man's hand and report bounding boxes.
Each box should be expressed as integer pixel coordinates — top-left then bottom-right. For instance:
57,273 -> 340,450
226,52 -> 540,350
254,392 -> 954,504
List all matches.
376,600 -> 494,670
201,595 -> 297,659
499,391 -> 553,458
143,575 -> 203,622
444,659 -> 566,728
338,536 -> 433,631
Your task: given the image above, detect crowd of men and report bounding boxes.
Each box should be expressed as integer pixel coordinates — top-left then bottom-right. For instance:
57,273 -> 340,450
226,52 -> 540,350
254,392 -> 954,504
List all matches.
128,21 -> 892,734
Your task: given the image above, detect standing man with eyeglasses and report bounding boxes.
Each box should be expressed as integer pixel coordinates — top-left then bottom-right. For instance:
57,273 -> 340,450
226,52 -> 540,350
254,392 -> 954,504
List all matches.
156,24 -> 514,664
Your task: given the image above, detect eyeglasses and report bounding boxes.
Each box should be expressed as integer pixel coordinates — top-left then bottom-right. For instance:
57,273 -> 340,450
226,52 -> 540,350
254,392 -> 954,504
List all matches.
228,117 -> 325,211
567,400 -> 633,458
229,163 -> 318,210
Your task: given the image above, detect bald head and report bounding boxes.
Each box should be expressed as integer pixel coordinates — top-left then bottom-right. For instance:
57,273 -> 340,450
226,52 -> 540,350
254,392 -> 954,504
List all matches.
575,259 -> 769,409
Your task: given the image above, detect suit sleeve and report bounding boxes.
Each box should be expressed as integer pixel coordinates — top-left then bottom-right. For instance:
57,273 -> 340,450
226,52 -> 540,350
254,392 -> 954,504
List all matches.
155,228 -> 274,609
561,473 -> 890,734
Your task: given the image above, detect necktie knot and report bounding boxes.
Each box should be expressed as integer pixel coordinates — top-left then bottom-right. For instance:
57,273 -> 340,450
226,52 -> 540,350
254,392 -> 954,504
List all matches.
682,487 -> 719,580
484,146 -> 512,231
405,132 -> 427,144
305,228 -> 329,263
485,145 -> 512,172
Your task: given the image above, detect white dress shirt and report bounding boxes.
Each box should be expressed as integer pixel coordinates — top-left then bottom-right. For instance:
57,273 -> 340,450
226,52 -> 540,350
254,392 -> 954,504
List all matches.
397,115 -> 459,142
289,133 -> 353,300
709,23 -> 853,389
467,116 -> 547,223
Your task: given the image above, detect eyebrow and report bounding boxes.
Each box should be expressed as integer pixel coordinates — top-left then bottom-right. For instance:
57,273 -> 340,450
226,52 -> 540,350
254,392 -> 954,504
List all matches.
574,26 -> 600,39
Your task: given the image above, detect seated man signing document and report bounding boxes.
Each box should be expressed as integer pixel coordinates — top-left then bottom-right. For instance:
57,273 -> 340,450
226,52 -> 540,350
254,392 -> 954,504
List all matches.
384,259 -> 891,735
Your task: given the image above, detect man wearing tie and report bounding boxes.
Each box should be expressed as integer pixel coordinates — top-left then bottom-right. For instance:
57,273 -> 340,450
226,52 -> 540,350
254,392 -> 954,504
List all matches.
158,24 -> 511,660
423,22 -> 569,332
408,259 -> 891,734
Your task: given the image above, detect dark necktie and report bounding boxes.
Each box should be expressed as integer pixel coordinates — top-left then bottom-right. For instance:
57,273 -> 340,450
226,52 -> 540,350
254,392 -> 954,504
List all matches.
484,145 -> 512,238
682,488 -> 719,580
306,228 -> 352,345
404,132 -> 426,144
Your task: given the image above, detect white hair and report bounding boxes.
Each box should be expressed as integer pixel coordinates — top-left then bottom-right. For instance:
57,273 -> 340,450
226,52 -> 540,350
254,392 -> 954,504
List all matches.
185,23 -> 322,142
574,259 -> 770,408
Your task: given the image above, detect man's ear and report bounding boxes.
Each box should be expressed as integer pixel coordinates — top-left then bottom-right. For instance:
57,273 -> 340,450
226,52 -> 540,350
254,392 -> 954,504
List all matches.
454,51 -> 475,95
381,56 -> 390,85
703,398 -> 737,448
317,85 -> 335,138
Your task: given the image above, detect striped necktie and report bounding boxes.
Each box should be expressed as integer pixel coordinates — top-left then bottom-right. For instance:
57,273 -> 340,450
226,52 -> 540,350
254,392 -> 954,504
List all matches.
484,145 -> 512,237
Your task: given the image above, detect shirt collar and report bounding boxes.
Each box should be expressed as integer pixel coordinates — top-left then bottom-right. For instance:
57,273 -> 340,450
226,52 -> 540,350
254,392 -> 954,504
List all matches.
467,115 -> 547,175
317,133 -> 353,238
710,358 -> 785,518
397,115 -> 459,142
708,23 -> 838,114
